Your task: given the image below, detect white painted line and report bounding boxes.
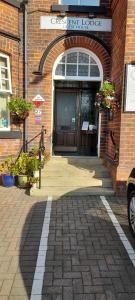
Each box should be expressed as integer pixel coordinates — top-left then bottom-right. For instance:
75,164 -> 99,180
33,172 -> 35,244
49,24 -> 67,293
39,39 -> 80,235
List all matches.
30,196 -> 52,300
100,196 -> 135,267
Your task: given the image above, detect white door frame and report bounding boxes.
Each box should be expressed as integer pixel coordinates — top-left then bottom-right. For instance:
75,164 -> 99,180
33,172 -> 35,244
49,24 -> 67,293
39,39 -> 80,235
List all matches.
50,48 -> 103,157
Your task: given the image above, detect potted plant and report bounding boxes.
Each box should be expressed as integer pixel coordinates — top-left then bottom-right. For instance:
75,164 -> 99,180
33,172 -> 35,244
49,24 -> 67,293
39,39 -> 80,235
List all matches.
7,96 -> 33,124
0,156 -> 17,187
14,152 -> 40,188
95,80 -> 119,118
14,152 -> 32,188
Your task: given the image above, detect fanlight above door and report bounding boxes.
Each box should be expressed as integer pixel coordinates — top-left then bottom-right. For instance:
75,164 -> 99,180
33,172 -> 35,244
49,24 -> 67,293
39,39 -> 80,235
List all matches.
54,49 -> 102,81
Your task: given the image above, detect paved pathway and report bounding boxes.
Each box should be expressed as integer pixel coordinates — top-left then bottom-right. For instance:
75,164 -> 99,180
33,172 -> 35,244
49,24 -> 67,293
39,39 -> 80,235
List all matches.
0,186 -> 135,299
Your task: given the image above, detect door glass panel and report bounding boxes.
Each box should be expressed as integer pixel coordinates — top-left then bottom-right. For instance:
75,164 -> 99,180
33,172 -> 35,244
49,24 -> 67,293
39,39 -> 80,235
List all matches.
55,92 -> 77,131
80,90 -> 97,128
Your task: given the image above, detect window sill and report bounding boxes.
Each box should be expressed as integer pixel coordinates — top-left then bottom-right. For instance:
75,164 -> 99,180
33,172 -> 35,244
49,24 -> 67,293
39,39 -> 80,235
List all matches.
51,5 -> 107,14
0,131 -> 22,139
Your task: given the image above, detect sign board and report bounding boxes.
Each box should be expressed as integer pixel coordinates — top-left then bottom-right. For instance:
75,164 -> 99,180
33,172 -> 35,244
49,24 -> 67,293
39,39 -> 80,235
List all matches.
82,121 -> 89,131
124,64 -> 135,112
40,16 -> 112,32
32,95 -> 45,108
35,116 -> 42,125
34,109 -> 42,116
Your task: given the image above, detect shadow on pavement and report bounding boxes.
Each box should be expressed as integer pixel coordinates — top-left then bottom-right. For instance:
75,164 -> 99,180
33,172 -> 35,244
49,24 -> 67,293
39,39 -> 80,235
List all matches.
19,190 -> 135,300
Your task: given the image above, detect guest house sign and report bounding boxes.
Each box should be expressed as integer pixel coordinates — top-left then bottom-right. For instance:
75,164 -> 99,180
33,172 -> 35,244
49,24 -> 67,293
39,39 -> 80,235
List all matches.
40,16 -> 112,32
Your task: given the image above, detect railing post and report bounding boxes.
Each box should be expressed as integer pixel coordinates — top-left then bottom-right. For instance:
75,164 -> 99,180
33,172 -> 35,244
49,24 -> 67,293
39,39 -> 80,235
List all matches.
39,146 -> 42,189
38,126 -> 45,189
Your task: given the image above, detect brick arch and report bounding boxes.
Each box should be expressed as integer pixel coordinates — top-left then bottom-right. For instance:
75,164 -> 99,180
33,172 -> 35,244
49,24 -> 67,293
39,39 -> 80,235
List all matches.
43,35 -> 110,79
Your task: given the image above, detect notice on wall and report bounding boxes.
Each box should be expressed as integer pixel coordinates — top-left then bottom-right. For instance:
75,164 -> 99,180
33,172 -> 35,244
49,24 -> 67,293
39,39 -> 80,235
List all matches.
32,94 -> 45,108
35,116 -> 42,125
82,121 -> 89,131
40,16 -> 112,32
124,64 -> 135,112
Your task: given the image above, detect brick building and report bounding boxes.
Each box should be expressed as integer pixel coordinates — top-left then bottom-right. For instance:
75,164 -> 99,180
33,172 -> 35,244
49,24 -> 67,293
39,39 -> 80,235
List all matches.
0,0 -> 23,160
1,0 -> 135,192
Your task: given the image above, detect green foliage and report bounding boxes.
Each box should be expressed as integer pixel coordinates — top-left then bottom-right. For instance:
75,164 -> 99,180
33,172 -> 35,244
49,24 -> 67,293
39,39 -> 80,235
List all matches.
100,81 -> 115,96
14,153 -> 32,175
95,80 -> 119,111
14,152 -> 40,174
7,97 -> 32,115
28,176 -> 39,185
0,156 -> 17,175
41,151 -> 50,168
30,158 -> 40,172
30,146 -> 39,156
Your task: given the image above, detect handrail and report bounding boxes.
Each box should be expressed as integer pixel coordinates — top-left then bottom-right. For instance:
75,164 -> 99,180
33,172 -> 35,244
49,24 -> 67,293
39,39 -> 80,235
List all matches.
110,130 -> 119,162
38,126 -> 46,189
16,126 -> 46,189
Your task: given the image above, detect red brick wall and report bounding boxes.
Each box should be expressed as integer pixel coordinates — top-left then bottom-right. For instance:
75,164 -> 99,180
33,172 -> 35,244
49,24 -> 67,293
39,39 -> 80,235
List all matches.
104,0 -> 127,190
27,0 -> 112,152
117,0 -> 135,187
0,1 -> 22,160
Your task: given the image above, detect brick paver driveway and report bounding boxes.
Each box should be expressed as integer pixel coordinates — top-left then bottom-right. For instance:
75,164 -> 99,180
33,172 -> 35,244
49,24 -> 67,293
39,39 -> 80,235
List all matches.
0,187 -> 135,299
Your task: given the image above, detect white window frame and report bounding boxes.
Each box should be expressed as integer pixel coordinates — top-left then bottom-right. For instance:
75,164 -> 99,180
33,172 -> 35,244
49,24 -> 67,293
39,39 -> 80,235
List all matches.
53,48 -> 103,81
0,53 -> 12,131
59,0 -> 100,6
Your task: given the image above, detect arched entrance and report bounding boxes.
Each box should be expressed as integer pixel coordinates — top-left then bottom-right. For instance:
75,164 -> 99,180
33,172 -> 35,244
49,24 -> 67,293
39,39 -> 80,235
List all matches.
52,47 -> 103,156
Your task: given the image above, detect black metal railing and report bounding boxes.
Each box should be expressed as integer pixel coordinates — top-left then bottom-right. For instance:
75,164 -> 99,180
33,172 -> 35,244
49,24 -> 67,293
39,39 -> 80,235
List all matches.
16,126 -> 46,189
110,130 -> 119,162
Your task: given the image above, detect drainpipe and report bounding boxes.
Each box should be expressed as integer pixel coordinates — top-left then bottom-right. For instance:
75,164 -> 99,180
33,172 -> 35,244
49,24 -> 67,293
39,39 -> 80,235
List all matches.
21,0 -> 28,152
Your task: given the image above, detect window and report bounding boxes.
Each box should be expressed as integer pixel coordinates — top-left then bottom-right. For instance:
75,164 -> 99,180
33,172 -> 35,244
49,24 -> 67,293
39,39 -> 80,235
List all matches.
60,0 -> 100,6
54,49 -> 102,80
0,53 -> 11,130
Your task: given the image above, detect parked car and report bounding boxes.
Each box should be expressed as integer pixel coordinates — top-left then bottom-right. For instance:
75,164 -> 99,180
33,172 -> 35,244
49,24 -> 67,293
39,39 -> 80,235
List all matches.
127,168 -> 135,237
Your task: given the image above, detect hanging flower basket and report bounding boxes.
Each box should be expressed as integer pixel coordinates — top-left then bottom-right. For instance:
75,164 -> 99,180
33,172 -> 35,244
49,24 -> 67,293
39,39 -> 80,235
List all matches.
95,80 -> 120,115
7,97 -> 32,125
11,111 -> 29,124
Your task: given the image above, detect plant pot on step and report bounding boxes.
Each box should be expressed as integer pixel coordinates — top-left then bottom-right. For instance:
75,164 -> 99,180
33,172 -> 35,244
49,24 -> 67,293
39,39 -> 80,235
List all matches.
33,170 -> 39,188
17,175 -> 30,188
2,174 -> 15,187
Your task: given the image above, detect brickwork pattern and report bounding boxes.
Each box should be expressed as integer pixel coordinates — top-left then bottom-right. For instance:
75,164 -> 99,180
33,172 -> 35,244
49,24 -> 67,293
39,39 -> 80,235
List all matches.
117,0 -> 135,180
0,188 -> 135,299
27,0 -> 112,152
104,0 -> 128,191
0,1 -> 22,159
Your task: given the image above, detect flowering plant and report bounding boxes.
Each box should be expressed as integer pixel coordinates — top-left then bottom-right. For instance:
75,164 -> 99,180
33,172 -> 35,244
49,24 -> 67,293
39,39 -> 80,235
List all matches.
95,80 -> 119,111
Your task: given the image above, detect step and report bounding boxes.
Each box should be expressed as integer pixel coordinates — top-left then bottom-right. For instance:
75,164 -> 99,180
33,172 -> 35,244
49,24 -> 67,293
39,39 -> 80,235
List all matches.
30,186 -> 115,197
47,157 -> 104,166
40,177 -> 112,188
42,168 -> 110,178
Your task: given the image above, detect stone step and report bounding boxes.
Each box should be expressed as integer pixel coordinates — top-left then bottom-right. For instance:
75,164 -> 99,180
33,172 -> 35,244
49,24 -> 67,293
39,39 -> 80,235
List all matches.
40,177 -> 112,188
30,186 -> 115,197
47,157 -> 104,166
30,157 -> 114,197
42,169 -> 109,178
